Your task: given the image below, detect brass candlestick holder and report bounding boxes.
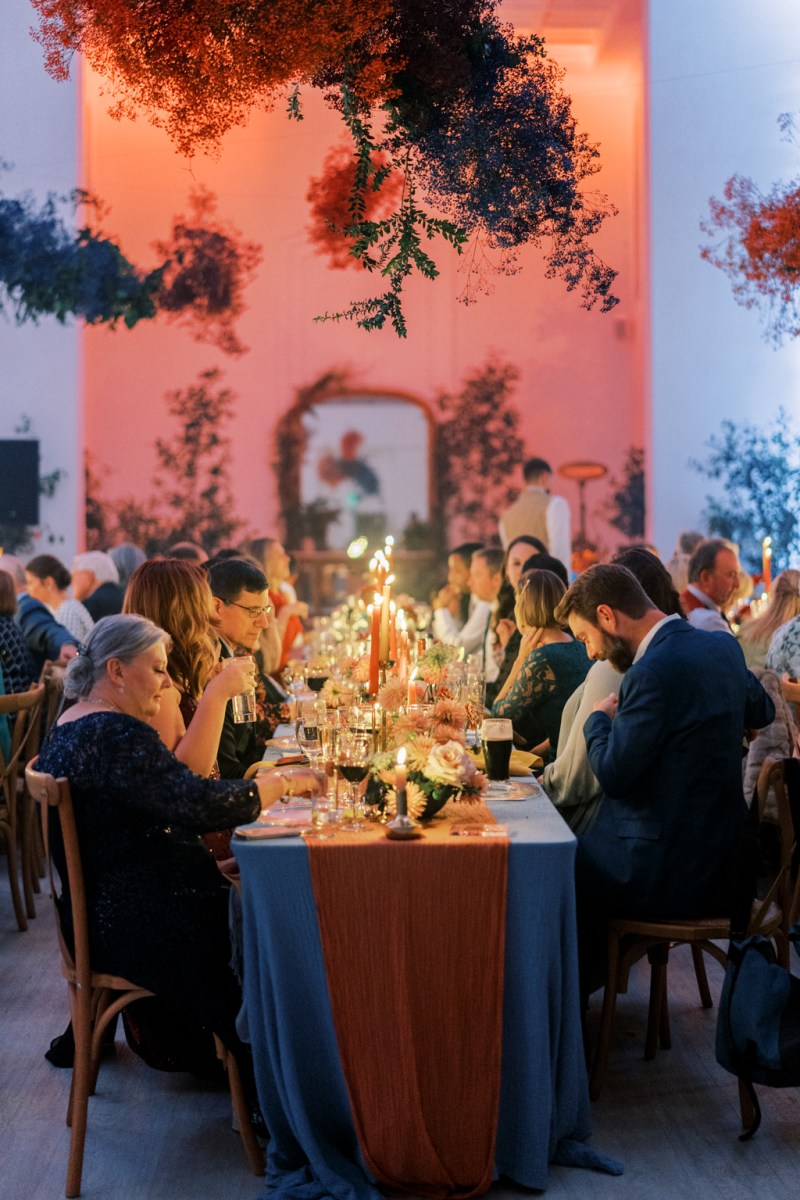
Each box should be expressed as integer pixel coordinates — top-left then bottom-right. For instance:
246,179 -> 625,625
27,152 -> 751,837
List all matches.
385,812 -> 421,839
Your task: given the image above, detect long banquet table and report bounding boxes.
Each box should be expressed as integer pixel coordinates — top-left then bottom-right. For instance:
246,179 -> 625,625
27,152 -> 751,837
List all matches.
234,785 -> 616,1199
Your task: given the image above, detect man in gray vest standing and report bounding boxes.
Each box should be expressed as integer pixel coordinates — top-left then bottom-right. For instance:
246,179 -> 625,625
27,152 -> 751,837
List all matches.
499,457 -> 572,571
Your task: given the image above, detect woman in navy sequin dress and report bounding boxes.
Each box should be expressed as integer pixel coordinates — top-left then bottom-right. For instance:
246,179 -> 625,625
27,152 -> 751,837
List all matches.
38,614 -> 322,1048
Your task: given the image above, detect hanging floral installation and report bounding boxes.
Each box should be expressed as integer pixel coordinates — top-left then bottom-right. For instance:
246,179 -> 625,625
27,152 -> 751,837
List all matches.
307,141 -> 403,271
0,180 -> 260,353
31,0 -> 619,337
702,114 -> 800,344
153,187 -> 262,355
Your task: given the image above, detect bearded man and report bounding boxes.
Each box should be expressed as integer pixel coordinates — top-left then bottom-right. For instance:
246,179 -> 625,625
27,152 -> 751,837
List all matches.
554,564 -> 774,925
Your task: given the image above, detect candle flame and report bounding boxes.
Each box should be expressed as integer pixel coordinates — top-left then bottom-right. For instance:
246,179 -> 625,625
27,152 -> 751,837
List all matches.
397,746 -> 407,766
374,592 -> 383,606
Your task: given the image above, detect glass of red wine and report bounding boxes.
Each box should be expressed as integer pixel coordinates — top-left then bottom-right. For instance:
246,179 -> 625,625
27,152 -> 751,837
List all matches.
336,733 -> 371,832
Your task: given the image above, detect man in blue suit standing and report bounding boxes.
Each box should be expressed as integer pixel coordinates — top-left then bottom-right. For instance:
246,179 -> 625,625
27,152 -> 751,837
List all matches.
554,564 -> 774,925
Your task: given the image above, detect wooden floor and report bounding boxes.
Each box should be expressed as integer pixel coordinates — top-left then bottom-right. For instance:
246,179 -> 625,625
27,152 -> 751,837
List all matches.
2,882 -> 800,1200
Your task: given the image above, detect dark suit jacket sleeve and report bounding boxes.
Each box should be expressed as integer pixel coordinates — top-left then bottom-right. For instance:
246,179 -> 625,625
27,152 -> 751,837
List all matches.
744,669 -> 776,730
216,704 -> 263,779
584,664 -> 669,799
15,595 -> 75,660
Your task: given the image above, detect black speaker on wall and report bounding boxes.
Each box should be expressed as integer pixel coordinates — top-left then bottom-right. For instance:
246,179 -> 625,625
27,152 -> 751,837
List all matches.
0,440 -> 40,524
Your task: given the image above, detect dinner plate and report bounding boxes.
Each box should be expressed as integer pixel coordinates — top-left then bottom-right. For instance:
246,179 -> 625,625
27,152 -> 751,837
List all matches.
267,735 -> 301,751
486,781 -> 543,801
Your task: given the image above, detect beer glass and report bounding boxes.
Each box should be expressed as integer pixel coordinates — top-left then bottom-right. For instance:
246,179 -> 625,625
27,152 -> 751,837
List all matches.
480,717 -> 514,796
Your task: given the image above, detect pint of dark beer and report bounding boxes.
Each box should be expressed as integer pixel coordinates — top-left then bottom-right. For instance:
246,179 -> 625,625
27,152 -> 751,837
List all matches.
480,718 -> 513,782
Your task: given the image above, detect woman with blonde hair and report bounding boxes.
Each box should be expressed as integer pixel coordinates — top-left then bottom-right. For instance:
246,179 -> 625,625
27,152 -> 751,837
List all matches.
739,568 -> 800,670
491,569 -> 590,758
123,558 -> 255,777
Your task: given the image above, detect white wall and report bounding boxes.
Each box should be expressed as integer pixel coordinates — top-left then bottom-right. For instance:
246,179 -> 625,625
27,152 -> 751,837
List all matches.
0,0 -> 81,561
649,0 -> 800,559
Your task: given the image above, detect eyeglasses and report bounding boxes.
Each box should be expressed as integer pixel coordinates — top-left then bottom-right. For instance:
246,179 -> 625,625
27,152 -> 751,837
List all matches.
223,600 -> 274,618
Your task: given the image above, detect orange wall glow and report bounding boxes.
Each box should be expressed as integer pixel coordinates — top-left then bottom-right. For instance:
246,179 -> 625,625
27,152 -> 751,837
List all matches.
81,0 -> 647,553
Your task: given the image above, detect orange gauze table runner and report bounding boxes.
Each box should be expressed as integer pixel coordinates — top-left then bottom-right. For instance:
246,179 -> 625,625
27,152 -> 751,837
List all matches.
306,802 -> 508,1199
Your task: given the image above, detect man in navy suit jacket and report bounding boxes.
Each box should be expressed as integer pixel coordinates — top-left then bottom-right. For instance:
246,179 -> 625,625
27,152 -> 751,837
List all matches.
555,564 -> 774,924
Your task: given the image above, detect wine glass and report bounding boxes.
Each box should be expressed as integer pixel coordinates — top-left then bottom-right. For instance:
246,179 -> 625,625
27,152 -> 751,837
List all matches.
306,670 -> 329,694
336,733 -> 371,832
295,700 -> 325,768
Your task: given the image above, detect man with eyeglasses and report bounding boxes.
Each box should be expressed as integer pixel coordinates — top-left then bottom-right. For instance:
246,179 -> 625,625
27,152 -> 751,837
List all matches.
679,539 -> 742,634
207,558 -> 276,778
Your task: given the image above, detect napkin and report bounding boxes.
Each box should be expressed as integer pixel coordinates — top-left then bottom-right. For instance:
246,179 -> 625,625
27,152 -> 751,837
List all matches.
234,825 -> 303,840
468,746 -> 543,775
244,755 -> 308,779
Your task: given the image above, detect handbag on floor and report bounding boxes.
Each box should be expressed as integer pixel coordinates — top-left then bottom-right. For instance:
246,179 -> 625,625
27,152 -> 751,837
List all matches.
715,922 -> 800,1138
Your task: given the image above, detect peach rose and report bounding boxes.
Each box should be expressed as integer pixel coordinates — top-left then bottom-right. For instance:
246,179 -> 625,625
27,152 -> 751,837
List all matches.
425,740 -> 473,786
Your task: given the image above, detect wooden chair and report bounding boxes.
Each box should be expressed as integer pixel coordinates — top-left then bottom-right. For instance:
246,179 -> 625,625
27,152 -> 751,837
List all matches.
25,761 -> 265,1198
19,667 -> 67,909
780,674 -> 800,754
0,684 -> 45,930
589,761 -> 795,1101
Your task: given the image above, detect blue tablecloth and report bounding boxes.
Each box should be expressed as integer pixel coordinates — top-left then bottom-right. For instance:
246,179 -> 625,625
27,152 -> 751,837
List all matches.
235,789 -> 616,1199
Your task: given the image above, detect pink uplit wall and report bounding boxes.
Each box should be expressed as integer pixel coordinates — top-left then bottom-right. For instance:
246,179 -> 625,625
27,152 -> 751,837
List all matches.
80,0 -> 647,552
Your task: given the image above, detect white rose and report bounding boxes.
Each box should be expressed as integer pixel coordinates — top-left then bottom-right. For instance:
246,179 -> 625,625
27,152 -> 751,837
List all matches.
425,740 -> 472,786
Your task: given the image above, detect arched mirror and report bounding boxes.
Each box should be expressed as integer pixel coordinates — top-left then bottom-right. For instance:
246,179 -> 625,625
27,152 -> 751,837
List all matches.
276,387 -> 435,552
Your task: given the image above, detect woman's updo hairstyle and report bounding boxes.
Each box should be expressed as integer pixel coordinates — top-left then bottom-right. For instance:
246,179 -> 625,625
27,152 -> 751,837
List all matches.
64,614 -> 171,700
26,554 -> 72,591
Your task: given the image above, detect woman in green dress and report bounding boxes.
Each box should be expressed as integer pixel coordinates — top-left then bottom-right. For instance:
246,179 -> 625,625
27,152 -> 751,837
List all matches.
491,569 -> 590,761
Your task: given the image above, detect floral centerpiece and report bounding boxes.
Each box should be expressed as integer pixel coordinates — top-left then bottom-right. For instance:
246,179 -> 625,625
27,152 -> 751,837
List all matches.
415,643 -> 460,689
368,737 -> 485,821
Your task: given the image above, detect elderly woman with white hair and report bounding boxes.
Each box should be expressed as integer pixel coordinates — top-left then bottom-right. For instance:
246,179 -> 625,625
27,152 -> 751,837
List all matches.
37,614 -> 322,1065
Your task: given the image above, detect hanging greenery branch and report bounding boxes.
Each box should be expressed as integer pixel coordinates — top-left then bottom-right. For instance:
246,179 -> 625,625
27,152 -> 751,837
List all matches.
314,96 -> 468,335
701,114 -> 800,344
0,180 -> 260,352
31,0 -> 618,335
306,140 -> 403,270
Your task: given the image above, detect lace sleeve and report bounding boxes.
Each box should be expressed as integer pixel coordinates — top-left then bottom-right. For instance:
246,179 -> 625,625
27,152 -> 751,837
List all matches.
492,647 -> 557,728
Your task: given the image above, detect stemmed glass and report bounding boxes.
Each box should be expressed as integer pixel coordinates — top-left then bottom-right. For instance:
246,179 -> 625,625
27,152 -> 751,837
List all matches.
295,700 -> 325,768
319,716 -> 341,815
336,733 -> 371,832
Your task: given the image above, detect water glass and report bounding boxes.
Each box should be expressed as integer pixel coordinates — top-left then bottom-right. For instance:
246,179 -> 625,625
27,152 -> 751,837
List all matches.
296,700 -> 325,765
231,688 -> 257,724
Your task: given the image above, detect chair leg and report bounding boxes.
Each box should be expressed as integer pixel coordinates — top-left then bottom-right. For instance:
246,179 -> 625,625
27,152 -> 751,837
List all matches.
738,1077 -> 754,1127
66,987 -> 92,1197
691,944 -> 713,1007
20,797 -> 38,920
1,820 -> 28,932
214,1037 -> 265,1176
589,930 -> 621,1101
645,945 -> 670,1059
